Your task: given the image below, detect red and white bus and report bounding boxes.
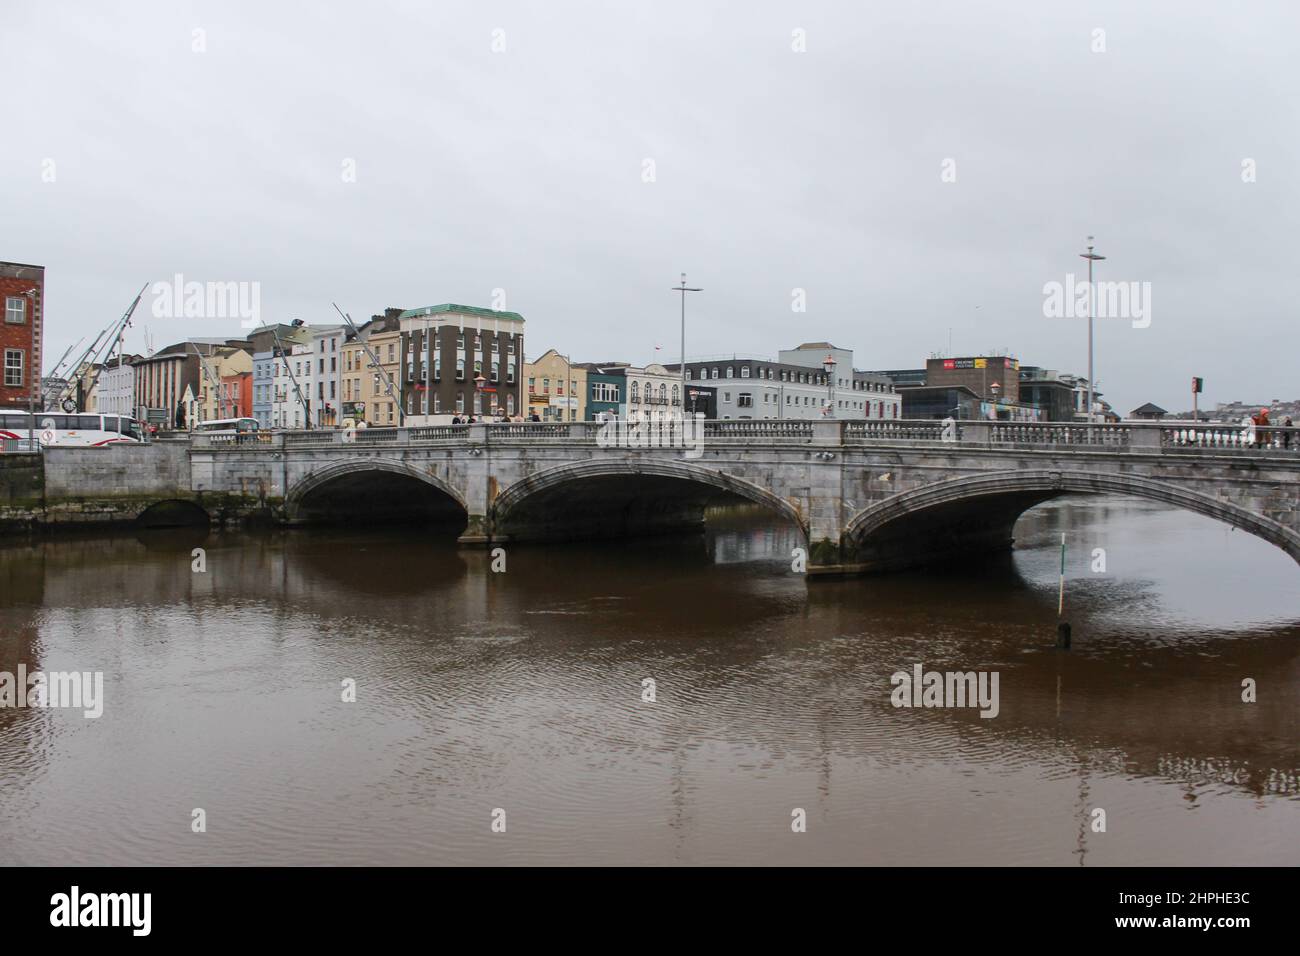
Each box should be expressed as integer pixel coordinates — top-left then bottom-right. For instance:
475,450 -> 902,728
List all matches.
0,411 -> 143,447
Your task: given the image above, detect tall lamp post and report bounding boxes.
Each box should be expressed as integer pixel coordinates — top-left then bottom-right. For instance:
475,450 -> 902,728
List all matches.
1079,237 -> 1106,422
474,373 -> 486,420
822,353 -> 837,418
671,273 -> 702,418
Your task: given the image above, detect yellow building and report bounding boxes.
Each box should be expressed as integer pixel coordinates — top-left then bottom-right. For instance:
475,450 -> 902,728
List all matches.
523,349 -> 586,421
341,326 -> 403,425
195,346 -> 253,423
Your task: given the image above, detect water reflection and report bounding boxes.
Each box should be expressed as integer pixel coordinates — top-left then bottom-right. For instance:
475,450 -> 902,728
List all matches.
0,495 -> 1296,865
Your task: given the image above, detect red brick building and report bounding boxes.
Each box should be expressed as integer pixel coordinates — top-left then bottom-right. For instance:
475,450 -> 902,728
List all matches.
0,261 -> 45,410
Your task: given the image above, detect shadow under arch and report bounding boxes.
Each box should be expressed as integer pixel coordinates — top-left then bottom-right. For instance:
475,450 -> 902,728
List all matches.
843,469 -> 1300,571
135,498 -> 212,529
285,458 -> 468,528
490,457 -> 808,545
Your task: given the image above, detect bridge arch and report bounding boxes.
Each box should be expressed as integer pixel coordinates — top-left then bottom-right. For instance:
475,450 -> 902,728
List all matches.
285,458 -> 468,526
135,498 -> 211,529
490,457 -> 808,543
844,469 -> 1300,569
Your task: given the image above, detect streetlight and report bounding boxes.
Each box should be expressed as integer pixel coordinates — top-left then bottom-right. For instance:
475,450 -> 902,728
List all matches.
1079,237 -> 1106,422
822,353 -> 837,418
473,373 -> 486,420
671,273 -> 702,420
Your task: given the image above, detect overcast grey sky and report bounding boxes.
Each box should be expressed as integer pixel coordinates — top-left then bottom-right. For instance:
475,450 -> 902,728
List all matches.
4,0 -> 1298,413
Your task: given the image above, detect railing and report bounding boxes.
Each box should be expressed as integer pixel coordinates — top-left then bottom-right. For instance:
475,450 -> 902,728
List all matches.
180,419 -> 1300,454
845,420 -> 948,442
990,422 -> 1133,447
1162,423 -> 1300,450
705,420 -> 813,441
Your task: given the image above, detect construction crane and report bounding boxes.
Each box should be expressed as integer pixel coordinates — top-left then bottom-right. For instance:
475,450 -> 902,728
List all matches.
55,284 -> 147,412
333,303 -> 405,425
270,324 -> 312,428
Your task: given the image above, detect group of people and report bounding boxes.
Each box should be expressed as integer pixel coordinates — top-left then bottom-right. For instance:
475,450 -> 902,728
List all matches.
1250,407 -> 1294,448
448,412 -> 543,424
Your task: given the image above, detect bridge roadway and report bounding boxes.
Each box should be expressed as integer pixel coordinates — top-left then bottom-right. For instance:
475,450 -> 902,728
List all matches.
164,417 -> 1300,574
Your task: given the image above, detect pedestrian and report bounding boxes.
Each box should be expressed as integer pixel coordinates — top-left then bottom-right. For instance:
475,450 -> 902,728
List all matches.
1284,416 -> 1293,450
1256,407 -> 1271,448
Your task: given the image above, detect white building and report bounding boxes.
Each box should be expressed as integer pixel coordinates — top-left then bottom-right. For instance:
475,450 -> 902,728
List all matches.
619,362 -> 682,422
673,341 -> 900,420
96,362 -> 136,417
308,325 -> 345,426
272,343 -> 314,428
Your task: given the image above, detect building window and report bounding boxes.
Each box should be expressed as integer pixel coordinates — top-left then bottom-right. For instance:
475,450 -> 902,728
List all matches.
456,359 -> 465,381
456,394 -> 465,414
4,349 -> 23,386
630,382 -> 639,402
741,366 -> 750,378
738,393 -> 753,408
726,367 -> 734,378
507,394 -> 515,416
5,297 -> 25,324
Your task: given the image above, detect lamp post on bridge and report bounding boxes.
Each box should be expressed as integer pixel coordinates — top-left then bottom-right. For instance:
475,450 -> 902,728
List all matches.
1079,237 -> 1106,423
671,273 -> 702,421
822,353 -> 837,418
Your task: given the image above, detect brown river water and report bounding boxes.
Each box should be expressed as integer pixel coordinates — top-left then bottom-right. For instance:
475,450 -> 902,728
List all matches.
0,497 -> 1296,865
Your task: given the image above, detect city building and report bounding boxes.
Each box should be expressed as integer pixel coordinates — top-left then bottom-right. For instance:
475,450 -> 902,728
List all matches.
249,323 -> 311,428
1,261 -> 44,411
897,385 -> 983,420
1129,402 -> 1167,421
397,304 -> 524,422
195,345 -> 253,423
683,383 -> 717,419
669,341 -> 899,421
925,355 -> 1021,404
575,363 -> 625,421
273,342 -> 316,428
309,325 -> 345,427
524,350 -> 587,421
1017,367 -> 1080,422
615,363 -> 680,422
341,310 -> 403,425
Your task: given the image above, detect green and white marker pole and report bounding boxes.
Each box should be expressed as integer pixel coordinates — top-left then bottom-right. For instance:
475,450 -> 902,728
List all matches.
1058,532 -> 1066,615
1057,532 -> 1071,649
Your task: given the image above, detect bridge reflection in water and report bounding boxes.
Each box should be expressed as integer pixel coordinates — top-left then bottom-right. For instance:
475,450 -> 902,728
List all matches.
0,495 -> 1296,865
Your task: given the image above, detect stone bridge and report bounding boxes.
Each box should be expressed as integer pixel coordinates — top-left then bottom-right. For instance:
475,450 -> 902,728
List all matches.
168,418 -> 1300,574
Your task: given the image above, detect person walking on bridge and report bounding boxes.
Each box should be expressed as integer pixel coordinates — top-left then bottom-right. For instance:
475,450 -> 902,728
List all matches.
1254,407 -> 1271,448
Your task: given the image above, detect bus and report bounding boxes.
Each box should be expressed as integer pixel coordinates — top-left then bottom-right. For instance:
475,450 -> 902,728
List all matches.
193,417 -> 260,435
0,412 -> 142,447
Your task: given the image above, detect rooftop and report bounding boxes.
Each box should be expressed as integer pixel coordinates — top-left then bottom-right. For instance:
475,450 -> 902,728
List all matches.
399,304 -> 525,323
